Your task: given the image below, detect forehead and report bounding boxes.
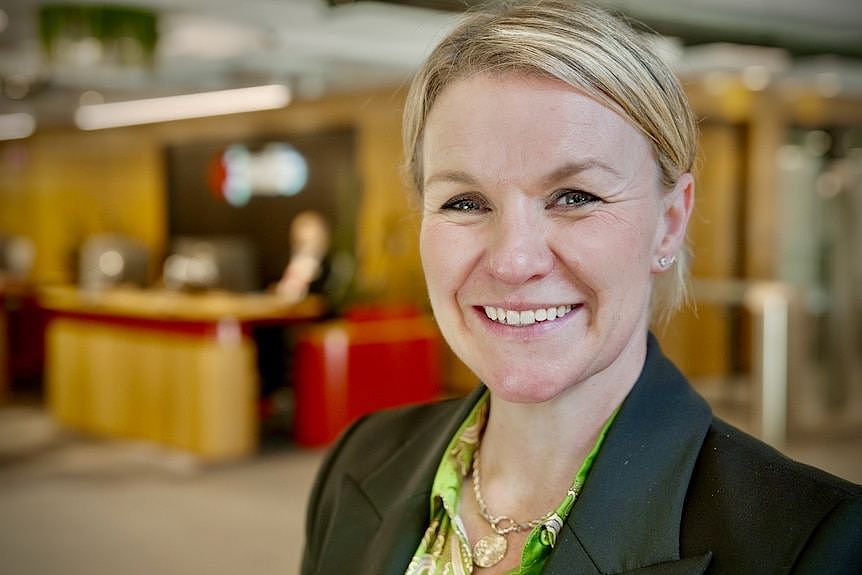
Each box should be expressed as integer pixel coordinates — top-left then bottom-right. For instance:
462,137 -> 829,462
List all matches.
422,73 -> 654,184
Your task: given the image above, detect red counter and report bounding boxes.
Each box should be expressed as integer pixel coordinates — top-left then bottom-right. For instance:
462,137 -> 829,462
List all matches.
293,307 -> 442,446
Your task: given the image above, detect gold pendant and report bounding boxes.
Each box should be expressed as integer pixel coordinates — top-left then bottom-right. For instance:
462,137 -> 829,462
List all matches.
473,533 -> 507,568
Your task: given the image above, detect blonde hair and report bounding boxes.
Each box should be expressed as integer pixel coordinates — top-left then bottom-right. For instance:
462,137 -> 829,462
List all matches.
403,0 -> 697,321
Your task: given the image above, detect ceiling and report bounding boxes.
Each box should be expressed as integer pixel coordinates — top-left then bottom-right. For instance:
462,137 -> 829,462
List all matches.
1,0 -> 861,131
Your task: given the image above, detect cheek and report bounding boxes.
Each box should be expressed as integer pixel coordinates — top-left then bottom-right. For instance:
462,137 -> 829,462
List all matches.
419,228 -> 443,295
420,221 -> 471,297
553,214 -> 657,283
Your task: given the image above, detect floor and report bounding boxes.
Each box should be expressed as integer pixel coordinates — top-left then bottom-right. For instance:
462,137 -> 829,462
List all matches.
0,406 -> 324,575
0,404 -> 860,575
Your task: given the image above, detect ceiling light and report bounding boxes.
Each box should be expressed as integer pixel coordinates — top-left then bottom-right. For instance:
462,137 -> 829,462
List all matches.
74,84 -> 291,130
815,72 -> 842,98
79,90 -> 105,106
0,113 -> 36,141
741,65 -> 771,91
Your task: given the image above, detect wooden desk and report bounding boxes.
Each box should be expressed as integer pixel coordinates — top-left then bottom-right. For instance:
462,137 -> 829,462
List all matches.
40,286 -> 324,461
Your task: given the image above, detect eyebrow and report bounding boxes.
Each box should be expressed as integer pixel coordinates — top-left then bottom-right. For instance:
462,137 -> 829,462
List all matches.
542,159 -> 622,186
424,158 -> 622,190
424,170 -> 479,189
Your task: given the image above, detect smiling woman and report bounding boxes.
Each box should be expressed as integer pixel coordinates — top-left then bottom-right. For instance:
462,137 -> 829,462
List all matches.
301,2 -> 862,574
419,73 -> 686,406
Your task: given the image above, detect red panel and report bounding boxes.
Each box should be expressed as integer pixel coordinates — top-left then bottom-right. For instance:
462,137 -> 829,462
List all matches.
293,313 -> 442,447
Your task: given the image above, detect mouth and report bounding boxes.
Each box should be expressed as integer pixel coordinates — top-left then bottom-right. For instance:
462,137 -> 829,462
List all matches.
481,304 -> 578,327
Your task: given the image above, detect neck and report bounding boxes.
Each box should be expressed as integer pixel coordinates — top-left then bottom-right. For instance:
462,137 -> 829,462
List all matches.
476,331 -> 648,517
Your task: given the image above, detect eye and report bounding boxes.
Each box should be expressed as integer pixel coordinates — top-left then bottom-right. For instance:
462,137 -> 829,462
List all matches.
441,195 -> 489,213
550,189 -> 599,208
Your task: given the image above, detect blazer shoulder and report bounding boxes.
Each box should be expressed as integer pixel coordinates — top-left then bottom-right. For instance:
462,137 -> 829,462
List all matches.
681,417 -> 861,573
702,418 -> 860,497
301,395 -> 470,574
793,493 -> 862,574
333,397 -> 467,473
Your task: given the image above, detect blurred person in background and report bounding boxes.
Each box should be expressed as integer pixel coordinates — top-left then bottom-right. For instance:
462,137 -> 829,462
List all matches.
301,1 -> 862,573
276,210 -> 331,303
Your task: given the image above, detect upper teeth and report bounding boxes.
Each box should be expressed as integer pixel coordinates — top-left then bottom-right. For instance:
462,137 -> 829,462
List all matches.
483,305 -> 573,326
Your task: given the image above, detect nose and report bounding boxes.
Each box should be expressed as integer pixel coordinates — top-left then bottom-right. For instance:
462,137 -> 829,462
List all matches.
486,209 -> 554,285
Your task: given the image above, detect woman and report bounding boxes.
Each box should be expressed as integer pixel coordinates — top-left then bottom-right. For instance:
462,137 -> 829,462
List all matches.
302,2 -> 862,573
276,210 -> 331,303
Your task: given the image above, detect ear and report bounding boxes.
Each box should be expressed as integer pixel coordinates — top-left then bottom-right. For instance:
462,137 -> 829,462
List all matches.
651,172 -> 694,273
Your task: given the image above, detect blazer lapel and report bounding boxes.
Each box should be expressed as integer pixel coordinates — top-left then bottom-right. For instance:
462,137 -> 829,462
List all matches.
545,335 -> 714,575
542,529 -> 711,575
317,386 -> 487,575
615,553 -> 712,574
315,480 -> 431,575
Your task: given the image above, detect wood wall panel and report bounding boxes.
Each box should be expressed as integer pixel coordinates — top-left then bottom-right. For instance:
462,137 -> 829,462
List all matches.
0,88 -> 426,305
661,123 -> 744,378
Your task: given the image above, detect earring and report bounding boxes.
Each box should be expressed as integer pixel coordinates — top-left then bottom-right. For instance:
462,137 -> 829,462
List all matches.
658,255 -> 675,269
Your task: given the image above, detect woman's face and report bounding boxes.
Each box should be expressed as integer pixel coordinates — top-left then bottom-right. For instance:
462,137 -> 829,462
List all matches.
420,73 -> 691,403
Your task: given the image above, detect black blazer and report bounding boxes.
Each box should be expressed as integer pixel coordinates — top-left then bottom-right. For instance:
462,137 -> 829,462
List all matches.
302,335 -> 862,574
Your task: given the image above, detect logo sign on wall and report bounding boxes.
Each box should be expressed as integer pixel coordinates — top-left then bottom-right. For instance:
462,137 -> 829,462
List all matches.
208,142 -> 309,207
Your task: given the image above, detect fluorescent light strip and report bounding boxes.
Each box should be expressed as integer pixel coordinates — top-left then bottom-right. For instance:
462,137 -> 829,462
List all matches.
0,113 -> 36,141
74,84 -> 291,130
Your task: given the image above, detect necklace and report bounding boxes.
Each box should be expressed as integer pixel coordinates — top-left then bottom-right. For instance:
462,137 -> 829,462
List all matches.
470,448 -> 555,568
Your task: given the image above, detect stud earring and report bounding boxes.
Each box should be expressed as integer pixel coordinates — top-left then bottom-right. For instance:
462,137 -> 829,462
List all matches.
658,255 -> 675,269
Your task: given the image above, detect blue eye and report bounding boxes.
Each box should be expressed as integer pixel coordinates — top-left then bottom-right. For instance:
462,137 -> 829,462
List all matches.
552,189 -> 598,207
441,196 -> 488,213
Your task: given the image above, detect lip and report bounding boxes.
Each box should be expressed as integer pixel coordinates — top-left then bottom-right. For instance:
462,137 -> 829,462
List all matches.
480,302 -> 580,316
481,302 -> 573,312
472,303 -> 583,335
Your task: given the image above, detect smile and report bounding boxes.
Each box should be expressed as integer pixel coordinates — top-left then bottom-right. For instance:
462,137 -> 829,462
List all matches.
482,305 -> 575,326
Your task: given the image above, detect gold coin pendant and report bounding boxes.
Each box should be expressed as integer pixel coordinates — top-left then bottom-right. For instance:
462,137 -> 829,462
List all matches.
472,533 -> 507,568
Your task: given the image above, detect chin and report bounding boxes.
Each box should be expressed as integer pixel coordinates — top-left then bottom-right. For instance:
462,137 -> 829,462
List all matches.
481,368 -> 574,404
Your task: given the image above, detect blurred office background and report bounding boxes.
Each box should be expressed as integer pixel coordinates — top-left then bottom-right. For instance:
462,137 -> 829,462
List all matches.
0,1 -> 860,573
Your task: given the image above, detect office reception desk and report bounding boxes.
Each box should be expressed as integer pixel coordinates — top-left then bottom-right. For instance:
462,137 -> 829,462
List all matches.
40,286 -> 323,461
